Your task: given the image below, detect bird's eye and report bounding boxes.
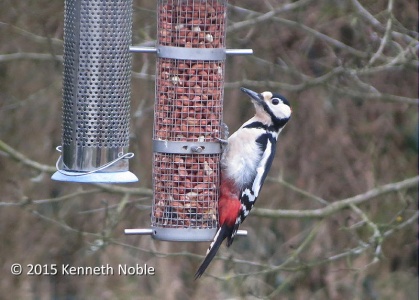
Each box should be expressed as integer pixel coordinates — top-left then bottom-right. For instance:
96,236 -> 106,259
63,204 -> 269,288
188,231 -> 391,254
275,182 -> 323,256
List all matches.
272,98 -> 280,105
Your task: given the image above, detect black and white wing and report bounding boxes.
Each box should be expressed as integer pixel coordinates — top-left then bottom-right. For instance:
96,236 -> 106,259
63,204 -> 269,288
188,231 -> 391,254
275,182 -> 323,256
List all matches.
228,133 -> 277,244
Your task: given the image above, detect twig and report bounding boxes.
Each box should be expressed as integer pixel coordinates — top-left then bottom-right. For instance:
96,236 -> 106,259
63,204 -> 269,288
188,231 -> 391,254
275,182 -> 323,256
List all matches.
227,0 -> 313,32
0,139 -> 153,196
31,210 -> 99,237
229,4 -> 368,60
34,189 -> 101,205
218,221 -> 323,280
382,210 -> 419,238
0,52 -> 63,63
0,139 -> 56,173
350,0 -> 417,44
224,211 -> 418,279
0,81 -> 61,112
268,272 -> 305,299
349,204 -> 383,261
78,197 -> 150,214
0,22 -> 63,46
328,84 -> 419,105
367,0 -> 394,66
267,176 -> 329,206
252,176 -> 419,219
101,193 -> 131,243
223,65 -> 346,92
307,211 -> 418,269
94,183 -> 153,196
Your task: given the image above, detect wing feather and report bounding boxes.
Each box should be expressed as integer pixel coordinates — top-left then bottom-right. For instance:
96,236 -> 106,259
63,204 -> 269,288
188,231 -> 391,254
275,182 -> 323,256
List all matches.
234,134 -> 277,229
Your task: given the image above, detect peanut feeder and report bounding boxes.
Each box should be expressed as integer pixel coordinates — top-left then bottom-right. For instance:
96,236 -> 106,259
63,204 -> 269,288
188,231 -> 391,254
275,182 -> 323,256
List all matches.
152,0 -> 226,241
126,0 -> 252,241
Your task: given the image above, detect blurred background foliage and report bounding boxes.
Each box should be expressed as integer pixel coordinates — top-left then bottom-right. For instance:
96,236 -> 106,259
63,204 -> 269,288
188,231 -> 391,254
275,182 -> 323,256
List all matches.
0,0 -> 417,299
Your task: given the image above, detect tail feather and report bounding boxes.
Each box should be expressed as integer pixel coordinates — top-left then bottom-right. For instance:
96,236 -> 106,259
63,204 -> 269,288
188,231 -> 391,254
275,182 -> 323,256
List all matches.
226,223 -> 240,247
194,224 -> 230,279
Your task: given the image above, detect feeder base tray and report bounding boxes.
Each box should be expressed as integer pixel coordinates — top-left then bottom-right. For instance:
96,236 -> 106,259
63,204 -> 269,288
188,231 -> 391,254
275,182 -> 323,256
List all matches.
152,227 -> 217,242
124,228 -> 248,242
51,171 -> 138,183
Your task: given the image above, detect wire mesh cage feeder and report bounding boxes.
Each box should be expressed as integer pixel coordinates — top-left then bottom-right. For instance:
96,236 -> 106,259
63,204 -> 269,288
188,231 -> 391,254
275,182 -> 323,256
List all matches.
52,0 -> 138,183
126,0 -> 252,241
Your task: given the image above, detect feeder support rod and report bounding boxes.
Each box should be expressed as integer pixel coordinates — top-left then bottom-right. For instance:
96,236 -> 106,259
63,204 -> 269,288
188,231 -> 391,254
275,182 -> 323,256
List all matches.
225,49 -> 253,55
124,229 -> 154,235
130,46 -> 157,53
130,46 -> 253,56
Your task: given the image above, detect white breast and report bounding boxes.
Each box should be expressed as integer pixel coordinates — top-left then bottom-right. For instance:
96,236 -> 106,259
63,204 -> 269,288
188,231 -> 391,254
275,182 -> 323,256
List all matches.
221,127 -> 263,190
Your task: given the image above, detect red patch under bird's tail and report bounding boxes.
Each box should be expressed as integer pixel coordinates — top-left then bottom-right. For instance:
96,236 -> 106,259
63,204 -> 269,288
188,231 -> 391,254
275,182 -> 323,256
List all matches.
195,176 -> 242,279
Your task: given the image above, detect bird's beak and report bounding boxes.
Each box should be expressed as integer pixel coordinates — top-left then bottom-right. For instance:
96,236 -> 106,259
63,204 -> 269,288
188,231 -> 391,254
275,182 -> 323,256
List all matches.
240,87 -> 263,105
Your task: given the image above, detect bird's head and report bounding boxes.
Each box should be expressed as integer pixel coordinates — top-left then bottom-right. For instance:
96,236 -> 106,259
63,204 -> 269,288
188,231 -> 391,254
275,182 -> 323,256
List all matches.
240,87 -> 291,127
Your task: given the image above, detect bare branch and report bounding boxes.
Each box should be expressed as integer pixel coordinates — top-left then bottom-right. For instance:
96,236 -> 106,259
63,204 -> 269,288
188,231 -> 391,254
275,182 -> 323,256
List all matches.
0,52 -> 63,63
228,4 -> 368,59
349,204 -> 383,261
31,210 -> 100,237
215,222 -> 324,280
227,0 -> 313,32
267,176 -> 329,206
329,84 -> 419,105
0,82 -> 61,112
224,65 -> 347,92
219,211 -> 418,280
94,183 -> 153,196
252,176 -> 419,219
0,139 -> 153,196
0,22 -> 63,46
350,0 -> 417,44
367,0 -> 394,66
0,139 -> 56,173
310,211 -> 418,268
225,77 -> 419,105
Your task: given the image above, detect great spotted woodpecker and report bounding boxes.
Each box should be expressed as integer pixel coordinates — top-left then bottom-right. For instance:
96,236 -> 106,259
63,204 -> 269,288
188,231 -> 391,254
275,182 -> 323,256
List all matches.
195,87 -> 291,279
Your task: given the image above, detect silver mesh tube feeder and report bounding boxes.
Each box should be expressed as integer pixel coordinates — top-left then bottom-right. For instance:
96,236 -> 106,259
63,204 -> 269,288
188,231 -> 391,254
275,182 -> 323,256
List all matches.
125,0 -> 251,241
52,0 -> 138,183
